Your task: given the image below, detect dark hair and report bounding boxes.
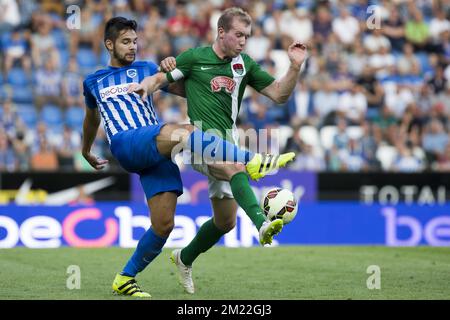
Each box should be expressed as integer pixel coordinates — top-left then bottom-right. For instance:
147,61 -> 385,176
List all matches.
104,17 -> 137,43
217,7 -> 252,32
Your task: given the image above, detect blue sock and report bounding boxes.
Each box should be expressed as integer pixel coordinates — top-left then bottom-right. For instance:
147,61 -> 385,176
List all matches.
121,228 -> 167,277
187,129 -> 254,163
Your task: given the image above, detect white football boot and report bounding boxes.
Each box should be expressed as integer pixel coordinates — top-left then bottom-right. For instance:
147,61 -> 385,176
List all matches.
170,249 -> 195,294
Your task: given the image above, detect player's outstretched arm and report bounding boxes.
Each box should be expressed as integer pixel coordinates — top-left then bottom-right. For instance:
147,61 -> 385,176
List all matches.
81,107 -> 109,170
260,42 -> 308,104
127,72 -> 168,100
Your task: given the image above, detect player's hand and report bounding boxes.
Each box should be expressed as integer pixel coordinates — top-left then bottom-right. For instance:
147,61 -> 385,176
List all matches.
287,42 -> 308,71
82,152 -> 109,170
127,82 -> 148,100
159,56 -> 177,72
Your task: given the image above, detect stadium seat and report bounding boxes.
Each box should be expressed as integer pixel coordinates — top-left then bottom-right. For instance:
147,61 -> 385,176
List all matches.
16,104 -> 37,128
299,126 -> 320,146
41,104 -> 63,126
11,85 -> 33,104
347,126 -> 363,140
7,68 -> 30,86
320,126 -> 338,150
77,48 -> 98,70
376,145 -> 398,170
51,29 -> 68,50
66,106 -> 85,131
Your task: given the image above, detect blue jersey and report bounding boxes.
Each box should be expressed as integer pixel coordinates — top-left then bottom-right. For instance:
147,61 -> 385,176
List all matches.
83,61 -> 160,144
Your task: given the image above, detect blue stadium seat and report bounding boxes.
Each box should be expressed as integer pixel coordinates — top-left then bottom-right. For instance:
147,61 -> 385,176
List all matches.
41,104 -> 63,126
77,48 -> 98,69
65,106 -> 85,131
7,68 -> 30,86
11,85 -> 34,104
51,29 -> 68,50
16,104 -> 37,128
59,49 -> 70,68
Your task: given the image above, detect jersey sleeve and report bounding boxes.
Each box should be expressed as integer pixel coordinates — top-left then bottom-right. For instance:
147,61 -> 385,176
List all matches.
166,48 -> 195,83
245,55 -> 276,92
83,79 -> 97,109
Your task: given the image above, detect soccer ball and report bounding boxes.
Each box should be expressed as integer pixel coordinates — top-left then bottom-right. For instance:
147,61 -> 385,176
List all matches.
260,188 -> 298,224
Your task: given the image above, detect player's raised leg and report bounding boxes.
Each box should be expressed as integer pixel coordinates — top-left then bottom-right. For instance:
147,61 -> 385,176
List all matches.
155,124 -> 295,179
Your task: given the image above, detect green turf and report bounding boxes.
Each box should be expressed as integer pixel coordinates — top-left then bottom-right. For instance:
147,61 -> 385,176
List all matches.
0,246 -> 449,300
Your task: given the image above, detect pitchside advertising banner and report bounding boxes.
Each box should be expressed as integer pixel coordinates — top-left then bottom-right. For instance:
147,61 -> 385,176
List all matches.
1,202 -> 449,248
0,171 -> 449,247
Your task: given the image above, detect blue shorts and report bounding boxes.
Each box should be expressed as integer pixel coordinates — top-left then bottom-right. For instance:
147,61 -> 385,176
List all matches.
110,125 -> 183,200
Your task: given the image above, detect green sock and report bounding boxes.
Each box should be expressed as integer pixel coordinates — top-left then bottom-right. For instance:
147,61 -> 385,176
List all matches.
230,171 -> 266,230
180,218 -> 225,266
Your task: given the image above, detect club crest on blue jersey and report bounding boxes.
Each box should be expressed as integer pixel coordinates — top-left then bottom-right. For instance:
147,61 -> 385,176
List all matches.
127,69 -> 137,78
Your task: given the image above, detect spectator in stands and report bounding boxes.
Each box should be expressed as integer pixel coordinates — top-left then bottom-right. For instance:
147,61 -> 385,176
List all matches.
392,142 -> 424,172
346,41 -> 367,77
333,117 -> 350,150
0,129 -> 17,171
360,121 -> 378,162
34,58 -> 63,110
357,66 -> 385,119
30,135 -> 58,171
3,27 -> 31,77
373,105 -> 398,145
397,43 -> 422,76
332,6 -> 360,47
422,118 -> 449,165
0,0 -> 21,32
363,28 -> 391,55
405,9 -> 430,52
368,45 -> 396,78
381,5 -> 405,53
428,64 -> 448,94
337,138 -> 366,172
0,100 -> 18,138
312,4 -> 333,47
262,7 -> 283,50
55,125 -> 81,171
336,85 -> 368,125
435,141 -> 450,171
10,120 -> 29,171
287,82 -> 314,126
313,81 -> 339,127
62,57 -> 84,108
245,24 -> 271,64
290,143 -> 325,171
30,14 -> 59,67
428,9 -> 450,52
280,6 -> 313,45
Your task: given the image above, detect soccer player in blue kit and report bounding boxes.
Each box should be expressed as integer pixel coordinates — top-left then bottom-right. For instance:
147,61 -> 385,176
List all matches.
82,17 -> 295,297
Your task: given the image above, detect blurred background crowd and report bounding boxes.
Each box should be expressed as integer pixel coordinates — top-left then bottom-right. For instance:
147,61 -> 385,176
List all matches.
0,0 -> 450,173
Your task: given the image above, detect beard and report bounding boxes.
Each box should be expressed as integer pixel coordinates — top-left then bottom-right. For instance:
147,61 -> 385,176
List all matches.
113,49 -> 135,66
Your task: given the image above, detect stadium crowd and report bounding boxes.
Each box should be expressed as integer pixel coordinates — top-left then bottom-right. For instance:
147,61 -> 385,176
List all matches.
0,0 -> 450,173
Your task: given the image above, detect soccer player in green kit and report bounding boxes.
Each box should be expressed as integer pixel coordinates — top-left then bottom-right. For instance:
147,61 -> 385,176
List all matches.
128,7 -> 307,294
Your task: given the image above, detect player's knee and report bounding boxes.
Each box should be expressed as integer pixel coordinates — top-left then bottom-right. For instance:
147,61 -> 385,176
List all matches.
225,163 -> 246,178
152,219 -> 174,238
215,219 -> 236,233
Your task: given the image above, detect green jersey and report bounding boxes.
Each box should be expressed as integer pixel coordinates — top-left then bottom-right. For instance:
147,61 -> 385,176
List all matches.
166,46 -> 275,142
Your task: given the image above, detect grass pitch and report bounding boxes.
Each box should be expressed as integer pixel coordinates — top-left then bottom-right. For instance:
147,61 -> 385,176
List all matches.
0,246 -> 449,300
